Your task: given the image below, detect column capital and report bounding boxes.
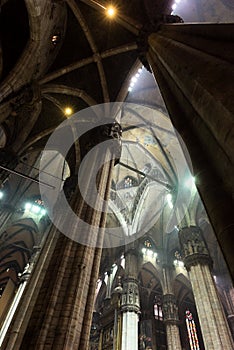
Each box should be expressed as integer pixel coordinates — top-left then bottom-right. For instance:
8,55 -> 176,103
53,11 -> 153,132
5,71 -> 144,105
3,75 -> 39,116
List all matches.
137,14 -> 183,71
124,246 -> 139,258
121,278 -> 140,313
79,121 -> 122,162
10,81 -> 41,113
179,226 -> 213,270
162,293 -> 180,325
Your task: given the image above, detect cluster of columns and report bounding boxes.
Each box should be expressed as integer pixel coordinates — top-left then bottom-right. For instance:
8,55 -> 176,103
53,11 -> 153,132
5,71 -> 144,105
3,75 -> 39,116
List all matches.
117,227 -> 234,350
110,249 -> 182,350
0,17 -> 233,350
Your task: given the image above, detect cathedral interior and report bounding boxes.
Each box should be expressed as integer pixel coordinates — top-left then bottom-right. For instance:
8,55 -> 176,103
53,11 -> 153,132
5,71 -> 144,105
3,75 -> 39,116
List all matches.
0,0 -> 234,349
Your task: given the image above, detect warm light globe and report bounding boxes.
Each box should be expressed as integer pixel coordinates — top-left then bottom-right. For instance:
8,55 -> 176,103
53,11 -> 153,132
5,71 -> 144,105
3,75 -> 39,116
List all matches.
106,6 -> 116,18
64,107 -> 73,116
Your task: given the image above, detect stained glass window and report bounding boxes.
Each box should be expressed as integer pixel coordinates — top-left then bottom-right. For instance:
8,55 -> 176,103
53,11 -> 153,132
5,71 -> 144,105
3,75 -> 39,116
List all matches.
142,239 -> 158,262
185,310 -> 200,350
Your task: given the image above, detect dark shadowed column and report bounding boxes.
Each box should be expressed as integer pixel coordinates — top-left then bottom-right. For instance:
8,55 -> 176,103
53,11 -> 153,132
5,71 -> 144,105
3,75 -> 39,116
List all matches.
141,20 -> 234,280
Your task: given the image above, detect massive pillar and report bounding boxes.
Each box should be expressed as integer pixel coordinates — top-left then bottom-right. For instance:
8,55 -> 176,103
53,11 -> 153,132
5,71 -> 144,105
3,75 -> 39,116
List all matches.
162,266 -> 182,350
140,19 -> 234,280
1,121 -> 121,350
162,294 -> 181,350
121,248 -> 140,350
179,226 -> 234,349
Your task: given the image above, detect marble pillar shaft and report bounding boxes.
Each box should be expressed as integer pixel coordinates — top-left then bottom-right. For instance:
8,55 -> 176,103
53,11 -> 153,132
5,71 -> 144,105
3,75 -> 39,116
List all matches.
147,23 -> 234,280
121,312 -> 138,350
179,226 -> 233,349
79,189 -> 113,350
121,250 -> 140,350
165,323 -> 182,350
2,138 -> 116,349
189,263 -> 234,349
163,293 -> 182,350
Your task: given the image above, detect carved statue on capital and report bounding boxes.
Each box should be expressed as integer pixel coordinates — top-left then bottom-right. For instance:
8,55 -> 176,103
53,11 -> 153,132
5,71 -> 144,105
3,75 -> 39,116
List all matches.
179,226 -> 213,270
162,294 -> 179,324
121,278 -> 140,313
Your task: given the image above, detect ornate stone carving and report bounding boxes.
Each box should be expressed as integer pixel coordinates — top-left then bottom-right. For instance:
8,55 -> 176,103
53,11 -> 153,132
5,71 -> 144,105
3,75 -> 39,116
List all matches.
64,121 -> 122,199
9,82 -> 41,114
137,14 -> 183,71
121,278 -> 140,313
179,226 -> 213,270
162,294 -> 179,325
18,246 -> 41,283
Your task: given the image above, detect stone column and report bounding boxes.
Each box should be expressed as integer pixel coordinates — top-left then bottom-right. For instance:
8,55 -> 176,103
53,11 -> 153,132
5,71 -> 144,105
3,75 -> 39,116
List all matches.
112,280 -> 123,350
98,329 -> 103,350
179,226 -> 234,349
121,249 -> 140,350
139,19 -> 234,279
1,121 -> 121,350
162,294 -> 181,350
162,265 -> 182,350
223,287 -> 234,337
0,247 -> 40,347
105,270 -> 113,299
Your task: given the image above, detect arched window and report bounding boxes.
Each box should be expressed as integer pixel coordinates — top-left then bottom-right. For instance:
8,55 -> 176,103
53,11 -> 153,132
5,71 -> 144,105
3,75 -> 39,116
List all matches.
141,239 -> 157,262
24,197 -> 46,216
154,303 -> 163,320
144,239 -> 152,248
185,310 -> 200,350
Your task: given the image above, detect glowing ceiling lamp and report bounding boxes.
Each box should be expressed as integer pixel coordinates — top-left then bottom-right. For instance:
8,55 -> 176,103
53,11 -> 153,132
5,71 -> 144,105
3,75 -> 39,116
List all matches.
106,6 -> 116,18
64,107 -> 73,116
